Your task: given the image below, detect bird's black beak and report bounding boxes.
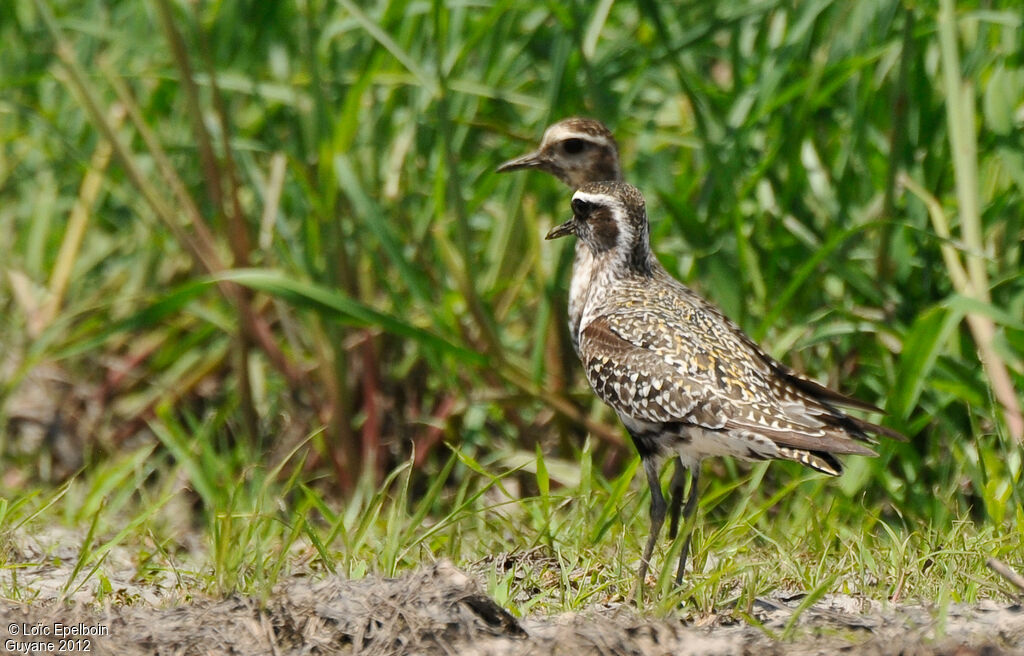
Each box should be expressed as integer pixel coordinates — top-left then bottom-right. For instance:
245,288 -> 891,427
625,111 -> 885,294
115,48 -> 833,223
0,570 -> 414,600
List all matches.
496,150 -> 544,173
545,218 -> 577,240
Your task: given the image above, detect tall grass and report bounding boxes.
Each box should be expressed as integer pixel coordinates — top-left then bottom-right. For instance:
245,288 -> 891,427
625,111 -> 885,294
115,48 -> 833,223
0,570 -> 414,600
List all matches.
0,0 -> 1022,601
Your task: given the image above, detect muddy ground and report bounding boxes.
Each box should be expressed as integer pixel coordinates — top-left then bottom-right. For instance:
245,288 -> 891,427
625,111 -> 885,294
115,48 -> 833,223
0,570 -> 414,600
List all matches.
1,535 -> 1022,656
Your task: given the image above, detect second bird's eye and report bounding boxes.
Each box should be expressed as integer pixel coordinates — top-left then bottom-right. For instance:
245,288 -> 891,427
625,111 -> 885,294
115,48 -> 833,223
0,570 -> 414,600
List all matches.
572,198 -> 590,217
562,138 -> 586,154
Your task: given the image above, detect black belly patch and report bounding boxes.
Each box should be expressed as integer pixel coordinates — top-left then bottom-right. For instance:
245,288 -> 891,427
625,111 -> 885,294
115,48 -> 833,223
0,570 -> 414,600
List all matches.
624,422 -> 692,458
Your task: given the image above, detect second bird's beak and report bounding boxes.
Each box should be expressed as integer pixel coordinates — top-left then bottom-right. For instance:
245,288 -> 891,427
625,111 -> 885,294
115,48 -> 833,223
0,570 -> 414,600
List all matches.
545,218 -> 577,240
496,150 -> 543,173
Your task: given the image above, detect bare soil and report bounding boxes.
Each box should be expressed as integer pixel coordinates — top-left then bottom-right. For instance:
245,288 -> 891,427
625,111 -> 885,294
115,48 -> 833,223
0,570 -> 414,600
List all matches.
1,554 -> 1021,656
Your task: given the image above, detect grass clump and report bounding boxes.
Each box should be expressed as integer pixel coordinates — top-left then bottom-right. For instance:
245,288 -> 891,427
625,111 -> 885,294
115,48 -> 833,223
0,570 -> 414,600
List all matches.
1,439 -> 1020,616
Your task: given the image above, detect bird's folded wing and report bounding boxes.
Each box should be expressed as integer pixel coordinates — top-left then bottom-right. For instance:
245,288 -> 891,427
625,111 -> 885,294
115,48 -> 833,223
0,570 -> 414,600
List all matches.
579,313 -> 879,456
664,282 -> 889,414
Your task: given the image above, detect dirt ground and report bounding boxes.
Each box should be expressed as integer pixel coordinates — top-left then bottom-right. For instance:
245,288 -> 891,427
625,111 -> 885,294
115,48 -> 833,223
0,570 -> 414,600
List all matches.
2,547 -> 1022,656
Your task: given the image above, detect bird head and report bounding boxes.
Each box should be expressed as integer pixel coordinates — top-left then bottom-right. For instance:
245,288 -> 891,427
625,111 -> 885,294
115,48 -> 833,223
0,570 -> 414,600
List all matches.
546,182 -> 650,272
497,118 -> 621,188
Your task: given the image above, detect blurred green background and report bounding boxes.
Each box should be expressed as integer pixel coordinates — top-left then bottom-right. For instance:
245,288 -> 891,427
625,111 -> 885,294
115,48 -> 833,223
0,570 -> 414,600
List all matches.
1,0 -> 1022,601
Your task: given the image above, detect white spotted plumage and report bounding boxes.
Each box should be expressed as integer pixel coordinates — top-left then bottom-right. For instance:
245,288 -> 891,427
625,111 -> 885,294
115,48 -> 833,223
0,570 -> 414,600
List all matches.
501,120 -> 905,594
546,180 -> 905,591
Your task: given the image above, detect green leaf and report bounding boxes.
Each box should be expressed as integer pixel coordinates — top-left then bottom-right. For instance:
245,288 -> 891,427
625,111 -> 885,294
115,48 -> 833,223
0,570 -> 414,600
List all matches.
982,66 -> 1022,136
944,294 -> 1024,332
892,304 -> 964,419
536,442 -> 550,516
215,269 -> 487,365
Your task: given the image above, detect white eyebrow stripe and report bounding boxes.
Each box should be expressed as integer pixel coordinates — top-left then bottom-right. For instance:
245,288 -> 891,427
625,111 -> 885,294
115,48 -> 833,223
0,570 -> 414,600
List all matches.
543,126 -> 614,149
572,190 -> 620,206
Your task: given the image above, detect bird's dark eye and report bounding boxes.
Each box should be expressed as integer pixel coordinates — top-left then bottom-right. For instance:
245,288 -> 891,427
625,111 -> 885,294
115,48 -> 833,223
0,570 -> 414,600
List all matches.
572,198 -> 591,217
562,138 -> 587,154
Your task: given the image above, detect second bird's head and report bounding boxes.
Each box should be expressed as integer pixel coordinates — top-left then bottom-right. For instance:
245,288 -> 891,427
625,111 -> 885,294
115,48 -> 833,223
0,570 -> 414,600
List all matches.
546,181 -> 650,262
496,117 -> 622,188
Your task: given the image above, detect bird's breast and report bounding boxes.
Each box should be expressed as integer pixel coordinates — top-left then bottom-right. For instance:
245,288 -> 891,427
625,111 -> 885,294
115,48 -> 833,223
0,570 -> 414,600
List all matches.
567,243 -> 595,346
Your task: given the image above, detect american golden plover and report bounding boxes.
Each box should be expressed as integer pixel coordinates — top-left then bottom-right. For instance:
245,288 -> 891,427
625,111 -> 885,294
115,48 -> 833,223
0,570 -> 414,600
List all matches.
498,118 -> 698,577
546,181 -> 905,592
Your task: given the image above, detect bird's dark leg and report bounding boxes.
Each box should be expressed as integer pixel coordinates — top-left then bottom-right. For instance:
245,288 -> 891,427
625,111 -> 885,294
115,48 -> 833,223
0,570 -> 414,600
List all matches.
667,457 -> 687,539
674,466 -> 700,586
636,457 -> 667,597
